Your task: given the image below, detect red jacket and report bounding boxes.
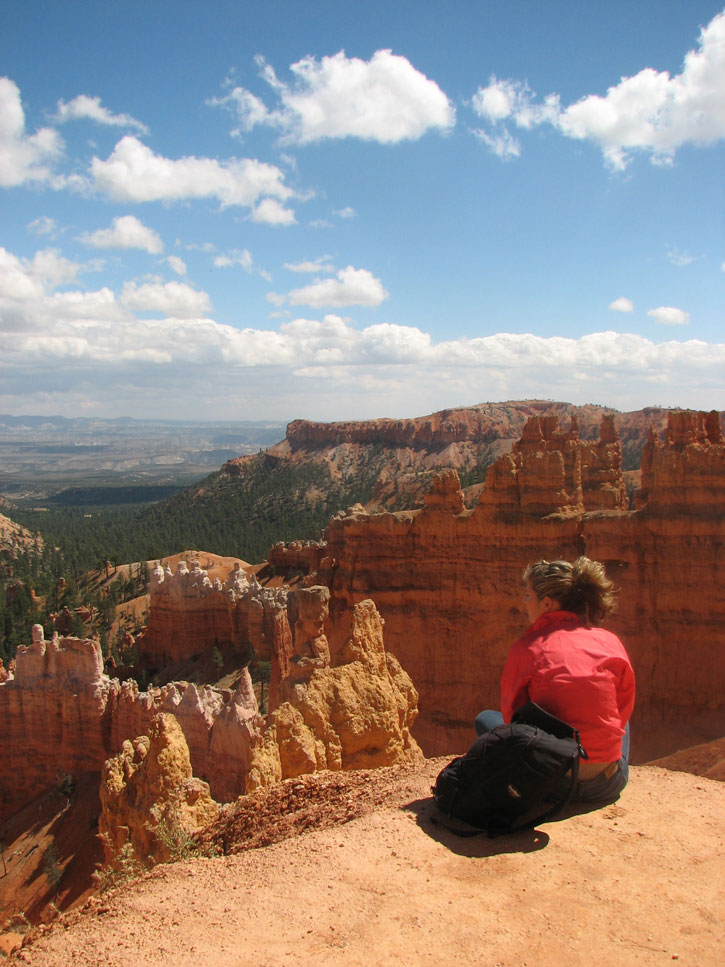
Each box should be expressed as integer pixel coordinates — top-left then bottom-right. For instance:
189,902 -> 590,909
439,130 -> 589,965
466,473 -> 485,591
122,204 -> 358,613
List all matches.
500,611 -> 635,762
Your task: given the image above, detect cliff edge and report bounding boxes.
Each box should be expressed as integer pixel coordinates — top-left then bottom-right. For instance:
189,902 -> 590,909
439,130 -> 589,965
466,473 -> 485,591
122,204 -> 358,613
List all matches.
10,760 -> 724,967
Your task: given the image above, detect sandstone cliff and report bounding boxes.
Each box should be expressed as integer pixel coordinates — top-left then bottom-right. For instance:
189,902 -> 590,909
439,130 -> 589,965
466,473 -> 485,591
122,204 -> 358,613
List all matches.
1,591 -> 422,820
0,626 -> 261,819
99,712 -> 218,866
138,558 -> 289,667
247,591 -> 421,790
225,401 -> 698,518
314,410 -> 724,761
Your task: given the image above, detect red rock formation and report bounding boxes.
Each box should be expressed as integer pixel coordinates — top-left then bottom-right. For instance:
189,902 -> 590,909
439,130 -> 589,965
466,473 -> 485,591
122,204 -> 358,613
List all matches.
99,712 -> 218,866
138,559 -> 289,666
0,627 -> 262,820
314,411 -> 724,762
247,592 -> 421,790
268,540 -> 326,576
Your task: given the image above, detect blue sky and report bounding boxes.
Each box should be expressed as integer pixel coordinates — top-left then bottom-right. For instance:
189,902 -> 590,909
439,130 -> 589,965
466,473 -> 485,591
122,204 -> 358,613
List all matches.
1,0 -> 723,421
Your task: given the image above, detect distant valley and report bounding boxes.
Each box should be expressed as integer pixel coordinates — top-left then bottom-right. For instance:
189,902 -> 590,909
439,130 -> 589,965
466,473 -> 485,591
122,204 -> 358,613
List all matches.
0,414 -> 287,498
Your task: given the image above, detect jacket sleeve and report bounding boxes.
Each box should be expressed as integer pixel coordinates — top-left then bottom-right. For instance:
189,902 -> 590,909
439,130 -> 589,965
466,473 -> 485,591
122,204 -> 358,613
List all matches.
500,641 -> 531,722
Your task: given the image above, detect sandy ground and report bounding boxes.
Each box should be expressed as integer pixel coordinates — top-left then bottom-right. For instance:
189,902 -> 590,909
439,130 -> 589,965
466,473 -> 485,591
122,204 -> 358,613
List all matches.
9,761 -> 724,967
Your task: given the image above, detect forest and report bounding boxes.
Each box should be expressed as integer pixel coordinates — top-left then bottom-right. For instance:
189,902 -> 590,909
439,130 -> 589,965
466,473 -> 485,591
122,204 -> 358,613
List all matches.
0,451 -> 383,664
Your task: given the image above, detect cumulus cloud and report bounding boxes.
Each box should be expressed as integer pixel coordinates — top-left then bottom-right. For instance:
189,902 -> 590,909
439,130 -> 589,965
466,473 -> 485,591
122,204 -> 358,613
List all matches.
0,76 -> 63,187
80,215 -> 163,254
89,136 -> 295,213
213,49 -> 455,144
250,197 -> 296,225
2,285 -> 723,417
334,206 -> 357,219
471,10 -> 725,167
647,306 -> 690,326
609,297 -> 634,313
120,280 -> 212,317
54,94 -> 148,133
0,247 -> 83,305
214,249 -> 253,271
283,266 -> 389,308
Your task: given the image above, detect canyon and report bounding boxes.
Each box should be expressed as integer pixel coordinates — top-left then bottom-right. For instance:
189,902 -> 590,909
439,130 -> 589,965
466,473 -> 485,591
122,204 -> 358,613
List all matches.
2,405 -> 722,817
1,402 -> 723,946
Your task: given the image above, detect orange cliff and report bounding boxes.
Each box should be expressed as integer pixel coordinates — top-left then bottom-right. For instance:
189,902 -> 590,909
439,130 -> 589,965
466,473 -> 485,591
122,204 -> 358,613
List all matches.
138,558 -> 290,667
314,410 -> 725,761
0,587 -> 418,822
0,624 -> 261,820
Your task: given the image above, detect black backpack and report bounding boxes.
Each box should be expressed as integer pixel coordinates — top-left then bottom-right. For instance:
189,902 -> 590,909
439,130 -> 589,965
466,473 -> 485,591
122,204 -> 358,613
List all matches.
432,703 -> 587,838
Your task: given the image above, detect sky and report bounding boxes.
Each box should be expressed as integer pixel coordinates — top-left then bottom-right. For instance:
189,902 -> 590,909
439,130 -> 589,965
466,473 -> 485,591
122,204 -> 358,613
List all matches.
1,0 -> 724,422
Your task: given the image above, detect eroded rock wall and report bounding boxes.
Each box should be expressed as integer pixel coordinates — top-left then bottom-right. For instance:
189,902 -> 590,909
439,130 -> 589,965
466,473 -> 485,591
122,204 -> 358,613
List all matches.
99,712 -> 218,866
140,559 -> 289,665
316,412 -> 724,761
0,628 -> 261,820
246,591 -> 421,790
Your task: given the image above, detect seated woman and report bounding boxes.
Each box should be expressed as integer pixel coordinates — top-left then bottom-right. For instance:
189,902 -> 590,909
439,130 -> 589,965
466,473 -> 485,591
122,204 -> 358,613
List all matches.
476,557 -> 635,802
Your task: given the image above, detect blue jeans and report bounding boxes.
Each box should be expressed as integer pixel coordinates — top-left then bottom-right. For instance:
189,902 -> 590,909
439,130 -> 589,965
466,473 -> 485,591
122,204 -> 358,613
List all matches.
474,710 -> 630,803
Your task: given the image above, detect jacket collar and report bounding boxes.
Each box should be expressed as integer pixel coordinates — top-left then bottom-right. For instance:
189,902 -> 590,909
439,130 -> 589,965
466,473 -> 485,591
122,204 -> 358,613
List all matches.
527,610 -> 581,635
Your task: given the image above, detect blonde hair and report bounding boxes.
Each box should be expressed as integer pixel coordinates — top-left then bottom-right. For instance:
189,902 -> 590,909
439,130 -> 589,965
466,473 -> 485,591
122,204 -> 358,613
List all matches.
523,556 -> 616,624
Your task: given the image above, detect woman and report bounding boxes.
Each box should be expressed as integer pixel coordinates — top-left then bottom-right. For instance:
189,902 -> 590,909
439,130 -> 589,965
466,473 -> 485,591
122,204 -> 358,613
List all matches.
476,557 -> 635,802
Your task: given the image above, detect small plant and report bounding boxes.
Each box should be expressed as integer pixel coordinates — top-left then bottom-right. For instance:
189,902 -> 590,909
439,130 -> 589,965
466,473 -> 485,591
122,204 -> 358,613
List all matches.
10,911 -> 32,934
57,771 -> 75,799
154,811 -> 220,863
211,645 -> 224,674
93,840 -> 146,893
43,841 -> 63,889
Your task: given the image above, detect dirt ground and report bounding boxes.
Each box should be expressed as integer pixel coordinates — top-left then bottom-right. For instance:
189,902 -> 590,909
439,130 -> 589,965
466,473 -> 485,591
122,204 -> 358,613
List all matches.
8,761 -> 724,967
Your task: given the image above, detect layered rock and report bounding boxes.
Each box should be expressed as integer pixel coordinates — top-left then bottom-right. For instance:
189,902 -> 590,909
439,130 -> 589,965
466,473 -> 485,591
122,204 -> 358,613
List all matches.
140,559 -> 289,665
246,591 -> 421,790
0,628 -> 261,819
637,409 -> 724,512
1,601 -> 422,819
268,540 -> 326,577
315,411 -> 725,761
99,712 -> 218,865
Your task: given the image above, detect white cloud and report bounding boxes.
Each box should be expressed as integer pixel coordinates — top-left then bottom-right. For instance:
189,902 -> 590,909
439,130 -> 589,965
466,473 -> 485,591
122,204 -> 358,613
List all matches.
183,241 -> 216,253
334,206 -> 357,219
0,76 -> 63,187
54,94 -> 148,133
27,216 -> 59,238
250,197 -> 296,225
471,10 -> 725,167
667,249 -> 696,267
167,255 -> 187,276
207,88 -> 270,132
90,135 -> 295,211
215,49 -> 455,144
283,256 -> 335,274
647,306 -> 690,326
0,248 -> 83,306
285,266 -> 389,308
472,126 -> 521,160
80,215 -> 163,254
120,280 -> 212,317
214,249 -> 253,271
609,297 -> 634,313
2,288 -> 723,418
